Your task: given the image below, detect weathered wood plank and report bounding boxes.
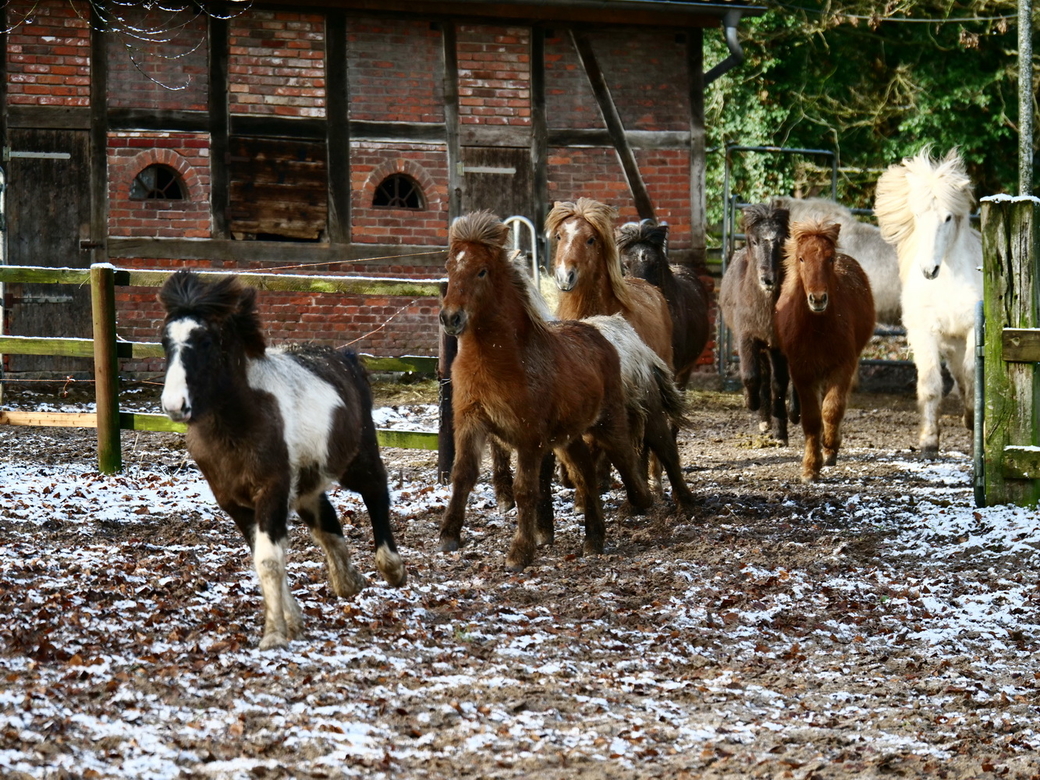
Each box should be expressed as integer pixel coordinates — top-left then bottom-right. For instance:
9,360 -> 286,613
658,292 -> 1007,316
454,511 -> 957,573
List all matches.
0,410 -> 98,428
1001,328 -> 1040,363
569,30 -> 655,221
376,429 -> 439,451
0,335 -> 95,357
1002,446 -> 1040,480
0,265 -> 91,284
360,355 -> 438,374
981,197 -> 1040,506
113,268 -> 445,297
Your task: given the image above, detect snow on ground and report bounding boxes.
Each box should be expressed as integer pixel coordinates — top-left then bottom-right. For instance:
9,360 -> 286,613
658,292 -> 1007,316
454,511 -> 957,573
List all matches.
1,393 -> 1039,778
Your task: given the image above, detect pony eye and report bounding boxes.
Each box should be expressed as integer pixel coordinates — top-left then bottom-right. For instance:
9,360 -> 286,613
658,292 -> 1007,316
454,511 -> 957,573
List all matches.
477,268 -> 488,278
554,233 -> 561,242
586,236 -> 596,246
945,214 -> 953,223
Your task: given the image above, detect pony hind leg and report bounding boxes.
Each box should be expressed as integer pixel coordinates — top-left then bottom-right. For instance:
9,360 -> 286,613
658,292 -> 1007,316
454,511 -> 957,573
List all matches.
556,439 -> 606,557
505,447 -> 555,571
944,334 -> 975,433
340,454 -> 406,588
643,412 -> 696,517
299,492 -> 369,599
489,437 -> 516,513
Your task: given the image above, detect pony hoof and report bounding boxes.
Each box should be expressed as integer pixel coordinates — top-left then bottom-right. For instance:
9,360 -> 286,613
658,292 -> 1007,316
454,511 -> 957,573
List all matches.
758,420 -> 771,433
330,567 -> 369,598
582,537 -> 605,556
439,536 -> 461,553
376,547 -> 407,588
497,498 -> 516,514
535,529 -> 554,547
823,451 -> 838,467
259,633 -> 289,651
800,472 -> 819,484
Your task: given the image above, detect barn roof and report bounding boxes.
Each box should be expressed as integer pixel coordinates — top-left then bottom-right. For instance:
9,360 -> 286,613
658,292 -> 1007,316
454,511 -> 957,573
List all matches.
265,0 -> 765,27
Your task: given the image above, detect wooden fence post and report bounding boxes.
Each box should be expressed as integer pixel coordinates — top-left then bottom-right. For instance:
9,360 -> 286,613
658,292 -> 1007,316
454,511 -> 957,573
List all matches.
90,263 -> 121,474
981,196 -> 1040,506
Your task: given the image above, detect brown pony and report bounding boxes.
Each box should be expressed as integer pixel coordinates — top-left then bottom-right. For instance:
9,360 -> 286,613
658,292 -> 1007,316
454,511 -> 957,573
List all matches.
775,220 -> 875,482
439,211 -> 655,571
547,198 -> 674,368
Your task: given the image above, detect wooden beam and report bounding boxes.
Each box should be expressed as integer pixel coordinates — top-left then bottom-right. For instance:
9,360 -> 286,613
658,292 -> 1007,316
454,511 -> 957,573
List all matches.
209,13 -> 230,239
351,120 -> 447,143
108,109 -> 209,133
325,9 -> 350,244
6,106 -> 92,130
531,26 -> 549,234
89,11 -> 108,265
104,237 -> 447,266
687,28 -> 707,266
569,30 -> 654,221
1001,328 -> 1040,363
0,411 -> 100,428
459,125 -> 532,148
546,128 -> 691,150
442,22 -> 462,221
229,115 -> 328,140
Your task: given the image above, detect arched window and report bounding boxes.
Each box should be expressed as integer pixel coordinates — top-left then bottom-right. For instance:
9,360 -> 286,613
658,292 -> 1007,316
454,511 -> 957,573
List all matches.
372,174 -> 425,210
130,164 -> 186,200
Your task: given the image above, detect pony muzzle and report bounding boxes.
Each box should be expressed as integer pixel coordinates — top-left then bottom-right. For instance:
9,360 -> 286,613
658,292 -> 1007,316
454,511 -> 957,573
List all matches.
439,307 -> 468,336
163,398 -> 192,423
807,292 -> 829,313
554,265 -> 577,292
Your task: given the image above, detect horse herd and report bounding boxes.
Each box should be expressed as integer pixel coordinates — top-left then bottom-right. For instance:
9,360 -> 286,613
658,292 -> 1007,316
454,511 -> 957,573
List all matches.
156,147 -> 983,649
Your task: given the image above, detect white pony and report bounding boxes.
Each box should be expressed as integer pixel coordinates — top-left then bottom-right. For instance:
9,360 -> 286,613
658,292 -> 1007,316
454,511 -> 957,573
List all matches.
874,148 -> 982,454
770,195 -> 902,326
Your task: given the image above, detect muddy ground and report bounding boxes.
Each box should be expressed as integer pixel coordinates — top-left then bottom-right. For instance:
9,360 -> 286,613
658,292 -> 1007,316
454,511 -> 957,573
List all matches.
1,381 -> 1038,779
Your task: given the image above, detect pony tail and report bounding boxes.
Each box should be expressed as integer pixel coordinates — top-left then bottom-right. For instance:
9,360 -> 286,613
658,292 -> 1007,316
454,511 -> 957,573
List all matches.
653,363 -> 689,430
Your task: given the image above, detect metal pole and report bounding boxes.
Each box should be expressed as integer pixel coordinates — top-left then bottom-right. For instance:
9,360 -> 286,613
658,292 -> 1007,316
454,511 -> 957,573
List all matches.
1020,0 -> 1034,196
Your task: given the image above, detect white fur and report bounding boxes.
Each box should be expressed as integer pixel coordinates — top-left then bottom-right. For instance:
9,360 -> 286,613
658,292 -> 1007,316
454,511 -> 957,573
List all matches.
160,317 -> 203,421
254,530 -> 292,650
875,150 -> 982,452
247,350 -> 345,496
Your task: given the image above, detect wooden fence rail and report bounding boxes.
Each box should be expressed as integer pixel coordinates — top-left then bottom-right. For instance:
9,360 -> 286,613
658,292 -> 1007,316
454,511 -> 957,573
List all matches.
978,196 -> 1040,507
0,263 -> 445,473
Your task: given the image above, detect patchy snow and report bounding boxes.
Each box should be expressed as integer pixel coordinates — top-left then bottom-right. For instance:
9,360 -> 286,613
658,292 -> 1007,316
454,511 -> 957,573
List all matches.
1,392 -> 1039,778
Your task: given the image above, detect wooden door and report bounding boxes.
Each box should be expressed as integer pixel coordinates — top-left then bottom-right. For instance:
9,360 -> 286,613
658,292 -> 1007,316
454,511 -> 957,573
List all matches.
459,146 -> 533,223
5,129 -> 93,376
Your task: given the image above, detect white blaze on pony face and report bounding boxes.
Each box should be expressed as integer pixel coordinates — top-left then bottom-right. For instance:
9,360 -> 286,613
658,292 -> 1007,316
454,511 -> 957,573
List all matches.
910,202 -> 957,281
161,317 -> 203,422
552,218 -> 584,292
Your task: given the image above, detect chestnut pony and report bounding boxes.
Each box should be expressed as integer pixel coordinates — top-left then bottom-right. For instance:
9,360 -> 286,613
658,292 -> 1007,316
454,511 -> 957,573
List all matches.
775,221 -> 875,482
548,198 -> 674,368
439,211 -> 658,570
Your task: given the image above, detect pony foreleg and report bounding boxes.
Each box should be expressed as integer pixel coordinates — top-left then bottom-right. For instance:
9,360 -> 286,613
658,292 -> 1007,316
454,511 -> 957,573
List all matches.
768,348 -> 791,444
908,328 -> 944,454
439,427 -> 484,552
253,525 -> 296,651
505,448 -> 551,571
795,383 -> 823,482
535,452 -> 556,547
821,380 -> 850,467
340,458 -> 407,589
738,335 -> 763,414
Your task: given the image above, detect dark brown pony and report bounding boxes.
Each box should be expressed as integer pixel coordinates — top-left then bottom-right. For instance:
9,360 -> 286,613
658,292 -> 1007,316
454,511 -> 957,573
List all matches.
775,220 -> 875,482
547,199 -> 674,368
439,211 -> 655,571
718,203 -> 798,443
616,219 -> 711,389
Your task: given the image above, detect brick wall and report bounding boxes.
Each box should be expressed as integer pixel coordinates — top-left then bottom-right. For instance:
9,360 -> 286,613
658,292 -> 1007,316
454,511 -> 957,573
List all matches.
108,132 -> 212,238
350,143 -> 450,245
347,16 -> 444,123
5,0 -> 90,107
106,8 -> 208,112
113,256 -> 445,377
457,25 -> 530,126
229,10 -> 326,117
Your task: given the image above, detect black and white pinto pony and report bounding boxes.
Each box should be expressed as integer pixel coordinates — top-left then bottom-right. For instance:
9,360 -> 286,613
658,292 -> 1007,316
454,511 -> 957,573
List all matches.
159,271 -> 407,650
874,148 -> 982,454
769,195 -> 902,326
